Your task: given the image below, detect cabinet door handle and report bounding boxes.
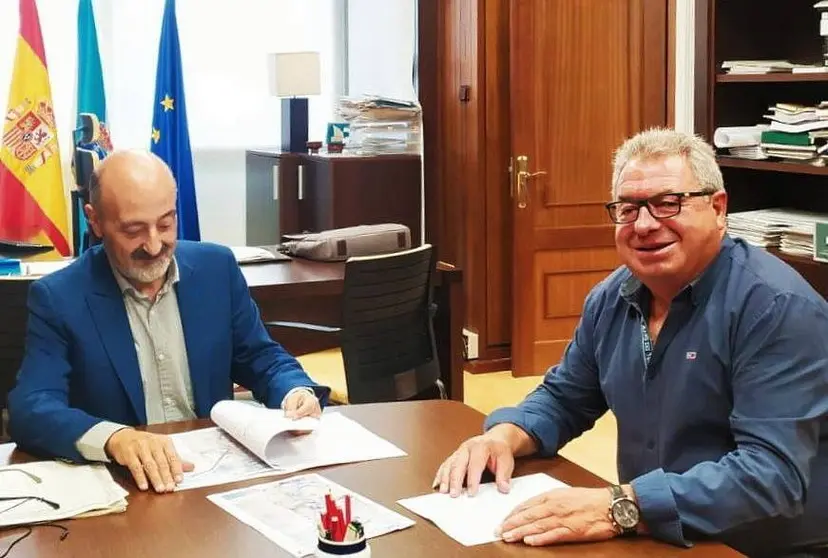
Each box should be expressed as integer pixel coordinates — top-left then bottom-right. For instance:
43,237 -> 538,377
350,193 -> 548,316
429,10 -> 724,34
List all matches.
272,165 -> 279,200
297,165 -> 305,200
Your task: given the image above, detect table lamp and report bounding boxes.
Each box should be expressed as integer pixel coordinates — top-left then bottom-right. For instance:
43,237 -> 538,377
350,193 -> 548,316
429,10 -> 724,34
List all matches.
268,51 -> 321,153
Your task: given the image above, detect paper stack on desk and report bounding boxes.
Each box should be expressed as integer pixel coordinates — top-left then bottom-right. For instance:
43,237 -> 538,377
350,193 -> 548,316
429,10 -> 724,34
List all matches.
397,473 -> 568,546
171,402 -> 407,490
0,460 -> 128,527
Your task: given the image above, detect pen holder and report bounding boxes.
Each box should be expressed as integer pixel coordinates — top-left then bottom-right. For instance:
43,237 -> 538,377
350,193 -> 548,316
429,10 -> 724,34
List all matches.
315,535 -> 371,557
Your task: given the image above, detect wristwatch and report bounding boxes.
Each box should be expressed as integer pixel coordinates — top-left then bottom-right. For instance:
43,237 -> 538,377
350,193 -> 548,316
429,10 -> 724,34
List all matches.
608,485 -> 640,536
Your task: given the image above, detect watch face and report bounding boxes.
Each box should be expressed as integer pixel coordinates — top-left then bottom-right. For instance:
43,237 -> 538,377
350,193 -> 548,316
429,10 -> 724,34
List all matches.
612,500 -> 640,529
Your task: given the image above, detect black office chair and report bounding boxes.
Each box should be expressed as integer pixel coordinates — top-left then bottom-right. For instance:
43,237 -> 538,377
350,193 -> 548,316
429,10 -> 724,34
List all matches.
265,244 -> 446,404
0,240 -> 54,258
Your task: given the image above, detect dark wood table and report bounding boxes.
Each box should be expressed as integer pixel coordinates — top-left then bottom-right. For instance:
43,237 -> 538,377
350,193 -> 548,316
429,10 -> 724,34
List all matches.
0,401 -> 742,557
0,257 -> 465,409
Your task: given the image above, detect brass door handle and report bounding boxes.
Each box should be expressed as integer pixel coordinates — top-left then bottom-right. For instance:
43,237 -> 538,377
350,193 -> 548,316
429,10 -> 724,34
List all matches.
514,155 -> 547,209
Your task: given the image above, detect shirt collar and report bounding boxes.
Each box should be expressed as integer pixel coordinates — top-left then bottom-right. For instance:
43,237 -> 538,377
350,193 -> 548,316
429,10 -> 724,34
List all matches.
110,256 -> 180,298
621,234 -> 734,308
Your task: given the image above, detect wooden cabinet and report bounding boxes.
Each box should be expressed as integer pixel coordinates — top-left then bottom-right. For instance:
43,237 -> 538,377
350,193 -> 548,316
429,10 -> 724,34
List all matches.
695,0 -> 828,299
245,151 -> 421,244
298,154 -> 422,242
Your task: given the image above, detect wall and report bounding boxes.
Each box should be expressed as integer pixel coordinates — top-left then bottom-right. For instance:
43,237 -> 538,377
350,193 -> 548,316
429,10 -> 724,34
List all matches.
674,0 -> 695,132
0,0 -> 338,247
347,0 -> 418,100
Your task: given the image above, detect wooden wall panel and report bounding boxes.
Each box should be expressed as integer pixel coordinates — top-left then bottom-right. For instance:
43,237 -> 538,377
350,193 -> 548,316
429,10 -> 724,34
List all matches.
483,0 -> 513,353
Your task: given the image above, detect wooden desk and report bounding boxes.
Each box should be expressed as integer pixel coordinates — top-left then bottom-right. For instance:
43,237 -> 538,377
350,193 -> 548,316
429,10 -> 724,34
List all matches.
0,401 -> 742,557
0,257 -> 465,407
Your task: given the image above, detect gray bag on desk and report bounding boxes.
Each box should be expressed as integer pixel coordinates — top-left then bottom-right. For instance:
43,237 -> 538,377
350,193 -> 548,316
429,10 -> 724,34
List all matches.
280,224 -> 411,261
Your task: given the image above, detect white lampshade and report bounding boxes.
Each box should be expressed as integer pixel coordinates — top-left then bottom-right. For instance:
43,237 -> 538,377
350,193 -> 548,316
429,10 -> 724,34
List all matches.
268,51 -> 321,97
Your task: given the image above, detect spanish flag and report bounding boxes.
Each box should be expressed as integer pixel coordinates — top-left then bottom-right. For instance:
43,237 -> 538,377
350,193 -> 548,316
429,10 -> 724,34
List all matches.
0,0 -> 70,256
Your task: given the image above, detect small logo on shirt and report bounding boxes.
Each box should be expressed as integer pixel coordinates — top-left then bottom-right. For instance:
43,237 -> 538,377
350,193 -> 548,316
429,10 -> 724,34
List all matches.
685,351 -> 697,360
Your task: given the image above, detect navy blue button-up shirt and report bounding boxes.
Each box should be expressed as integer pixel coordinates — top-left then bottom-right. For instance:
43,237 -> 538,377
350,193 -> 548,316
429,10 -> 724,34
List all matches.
486,236 -> 828,555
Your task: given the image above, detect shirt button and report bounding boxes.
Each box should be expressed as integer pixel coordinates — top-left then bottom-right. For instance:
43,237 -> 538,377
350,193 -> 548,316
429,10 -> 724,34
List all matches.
157,353 -> 165,361
646,440 -> 656,450
164,397 -> 174,406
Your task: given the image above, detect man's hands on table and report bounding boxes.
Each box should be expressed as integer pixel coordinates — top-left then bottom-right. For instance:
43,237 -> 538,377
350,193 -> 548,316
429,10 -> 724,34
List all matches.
105,429 -> 193,493
433,424 -> 637,546
497,486 -> 619,545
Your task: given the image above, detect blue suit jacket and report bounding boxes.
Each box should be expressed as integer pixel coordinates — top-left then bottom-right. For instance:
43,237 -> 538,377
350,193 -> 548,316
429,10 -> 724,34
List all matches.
8,241 -> 330,462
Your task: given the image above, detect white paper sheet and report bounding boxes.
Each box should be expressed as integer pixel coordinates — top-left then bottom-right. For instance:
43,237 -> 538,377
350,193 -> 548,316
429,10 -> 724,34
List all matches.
262,411 -> 406,471
171,406 -> 406,490
208,473 -> 415,557
397,472 -> 568,546
172,427 -> 283,490
210,401 -> 321,463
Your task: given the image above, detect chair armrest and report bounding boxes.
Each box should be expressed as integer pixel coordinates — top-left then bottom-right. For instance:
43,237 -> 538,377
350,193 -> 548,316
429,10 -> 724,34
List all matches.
264,321 -> 342,333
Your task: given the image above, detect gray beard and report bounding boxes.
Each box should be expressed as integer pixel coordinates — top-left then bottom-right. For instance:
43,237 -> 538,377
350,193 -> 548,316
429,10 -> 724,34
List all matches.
117,254 -> 172,285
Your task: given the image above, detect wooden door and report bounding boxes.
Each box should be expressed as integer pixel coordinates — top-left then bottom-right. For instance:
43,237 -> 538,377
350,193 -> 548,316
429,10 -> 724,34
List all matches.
510,0 -> 668,375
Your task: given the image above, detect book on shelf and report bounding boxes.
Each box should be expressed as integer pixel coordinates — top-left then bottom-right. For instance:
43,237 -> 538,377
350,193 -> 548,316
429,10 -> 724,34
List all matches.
760,143 -> 817,152
769,120 -> 828,133
760,130 -> 813,146
720,60 -> 823,74
791,66 -> 828,73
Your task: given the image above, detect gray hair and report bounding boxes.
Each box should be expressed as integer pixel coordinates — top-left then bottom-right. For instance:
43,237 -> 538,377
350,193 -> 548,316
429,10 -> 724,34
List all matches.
87,167 -> 103,209
610,128 -> 724,198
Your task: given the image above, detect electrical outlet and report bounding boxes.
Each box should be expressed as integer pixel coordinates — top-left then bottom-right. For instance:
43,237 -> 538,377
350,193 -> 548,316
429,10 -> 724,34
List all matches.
462,328 -> 479,360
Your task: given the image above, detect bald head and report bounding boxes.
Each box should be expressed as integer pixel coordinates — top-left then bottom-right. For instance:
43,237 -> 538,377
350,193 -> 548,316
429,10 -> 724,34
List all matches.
84,149 -> 179,289
89,150 -> 176,211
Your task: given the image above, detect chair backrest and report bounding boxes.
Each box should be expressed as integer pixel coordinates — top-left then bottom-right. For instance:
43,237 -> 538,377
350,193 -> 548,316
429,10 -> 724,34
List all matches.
339,244 -> 439,403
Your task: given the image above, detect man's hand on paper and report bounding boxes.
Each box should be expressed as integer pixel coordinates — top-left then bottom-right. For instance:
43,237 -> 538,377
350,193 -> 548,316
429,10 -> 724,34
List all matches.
496,487 -> 617,546
282,389 -> 322,435
105,429 -> 194,493
432,433 -> 515,497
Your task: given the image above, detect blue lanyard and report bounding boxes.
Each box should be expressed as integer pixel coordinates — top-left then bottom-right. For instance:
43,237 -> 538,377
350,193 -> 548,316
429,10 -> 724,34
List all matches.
639,314 -> 653,367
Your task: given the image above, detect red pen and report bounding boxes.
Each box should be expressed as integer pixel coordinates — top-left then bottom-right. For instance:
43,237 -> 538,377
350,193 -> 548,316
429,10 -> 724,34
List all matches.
344,495 -> 351,526
330,516 -> 340,542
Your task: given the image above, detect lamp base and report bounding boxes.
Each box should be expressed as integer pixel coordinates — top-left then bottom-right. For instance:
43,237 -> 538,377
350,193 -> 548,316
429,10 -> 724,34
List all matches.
281,97 -> 309,153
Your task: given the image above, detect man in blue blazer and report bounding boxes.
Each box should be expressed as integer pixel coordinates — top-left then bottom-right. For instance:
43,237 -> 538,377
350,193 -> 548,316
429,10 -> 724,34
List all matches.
8,150 -> 330,493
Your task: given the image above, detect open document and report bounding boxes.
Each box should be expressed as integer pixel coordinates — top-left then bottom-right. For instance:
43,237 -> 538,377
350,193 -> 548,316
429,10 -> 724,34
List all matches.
397,473 -> 568,546
171,401 -> 406,490
0,460 -> 128,527
208,473 -> 414,558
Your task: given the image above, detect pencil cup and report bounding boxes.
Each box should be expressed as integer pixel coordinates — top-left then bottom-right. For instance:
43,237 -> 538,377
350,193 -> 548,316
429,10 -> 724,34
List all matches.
315,535 -> 371,557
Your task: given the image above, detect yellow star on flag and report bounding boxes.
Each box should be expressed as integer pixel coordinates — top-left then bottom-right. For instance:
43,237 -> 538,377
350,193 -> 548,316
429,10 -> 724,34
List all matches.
151,128 -> 161,144
160,94 -> 174,112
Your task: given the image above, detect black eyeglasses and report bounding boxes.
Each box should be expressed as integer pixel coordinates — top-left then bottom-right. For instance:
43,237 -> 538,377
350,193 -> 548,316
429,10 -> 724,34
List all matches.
0,468 -> 60,515
605,190 -> 716,224
0,468 -> 67,557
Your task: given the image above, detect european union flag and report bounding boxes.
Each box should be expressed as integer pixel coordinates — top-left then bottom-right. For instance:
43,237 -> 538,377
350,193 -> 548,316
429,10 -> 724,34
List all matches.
150,0 -> 200,241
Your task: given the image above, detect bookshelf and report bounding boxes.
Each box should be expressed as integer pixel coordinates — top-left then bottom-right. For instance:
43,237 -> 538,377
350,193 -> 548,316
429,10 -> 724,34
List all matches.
716,73 -> 828,84
696,0 -> 828,297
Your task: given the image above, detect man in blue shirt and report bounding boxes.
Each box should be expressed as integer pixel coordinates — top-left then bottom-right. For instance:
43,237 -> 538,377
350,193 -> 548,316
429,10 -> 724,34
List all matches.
434,129 -> 828,556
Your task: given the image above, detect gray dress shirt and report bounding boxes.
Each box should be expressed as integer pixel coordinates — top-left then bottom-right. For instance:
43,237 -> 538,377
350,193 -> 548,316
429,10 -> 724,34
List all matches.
75,258 -> 313,462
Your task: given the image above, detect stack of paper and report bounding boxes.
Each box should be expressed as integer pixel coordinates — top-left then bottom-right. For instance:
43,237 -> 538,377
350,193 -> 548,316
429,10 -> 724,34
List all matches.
228,246 -> 289,264
721,60 -> 807,75
713,126 -> 769,160
728,208 -> 828,256
338,96 -> 422,155
0,461 -> 128,527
